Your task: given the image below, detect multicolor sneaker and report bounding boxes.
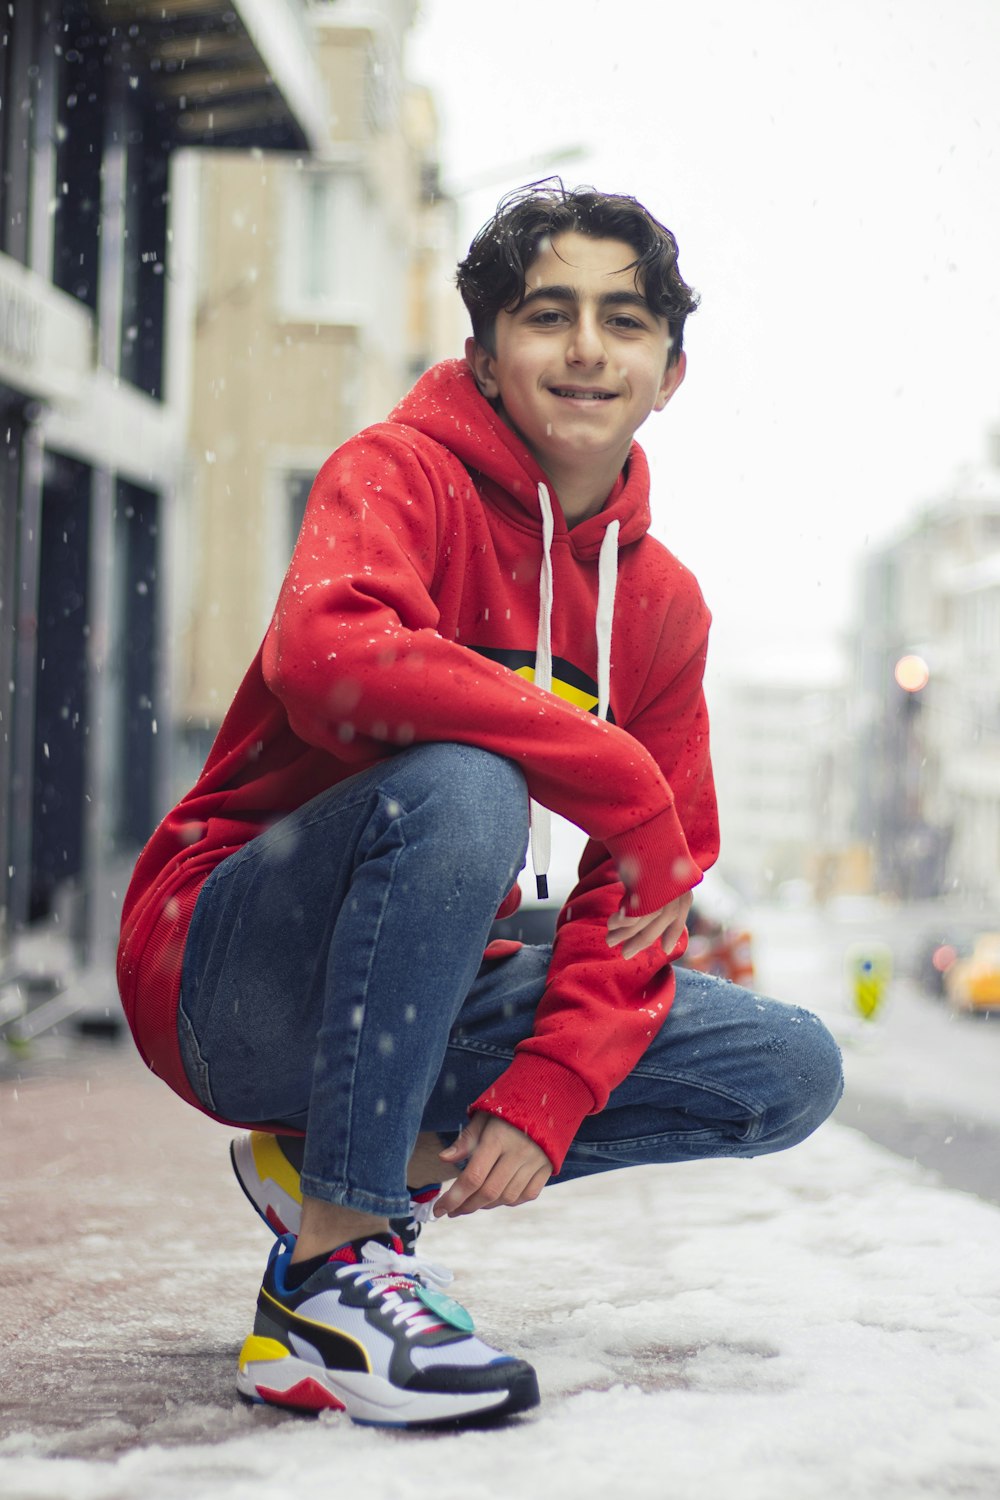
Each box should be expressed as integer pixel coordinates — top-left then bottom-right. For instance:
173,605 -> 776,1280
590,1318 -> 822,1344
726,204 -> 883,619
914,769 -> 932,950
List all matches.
229,1131 -> 441,1254
236,1232 -> 540,1427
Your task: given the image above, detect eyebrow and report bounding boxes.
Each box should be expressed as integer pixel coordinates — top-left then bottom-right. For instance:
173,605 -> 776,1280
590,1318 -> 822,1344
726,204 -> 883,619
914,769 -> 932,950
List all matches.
518,285 -> 653,315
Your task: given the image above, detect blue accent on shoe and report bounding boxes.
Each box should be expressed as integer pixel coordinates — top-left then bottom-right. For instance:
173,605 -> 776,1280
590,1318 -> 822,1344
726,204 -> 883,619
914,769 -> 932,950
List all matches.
269,1235 -> 297,1296
351,1417 -> 411,1429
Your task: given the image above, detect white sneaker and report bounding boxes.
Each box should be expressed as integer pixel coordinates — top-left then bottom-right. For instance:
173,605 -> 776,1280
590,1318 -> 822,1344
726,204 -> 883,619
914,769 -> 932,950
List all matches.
237,1232 -> 540,1427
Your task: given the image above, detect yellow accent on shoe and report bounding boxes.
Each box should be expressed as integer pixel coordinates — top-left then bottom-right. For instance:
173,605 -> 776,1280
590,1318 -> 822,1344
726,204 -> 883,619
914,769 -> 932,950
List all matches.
250,1132 -> 304,1206
239,1335 -> 290,1371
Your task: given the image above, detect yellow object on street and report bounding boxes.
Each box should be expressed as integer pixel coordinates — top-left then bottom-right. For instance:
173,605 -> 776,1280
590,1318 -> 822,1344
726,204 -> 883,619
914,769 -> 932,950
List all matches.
945,933 -> 1000,1011
846,944 -> 892,1021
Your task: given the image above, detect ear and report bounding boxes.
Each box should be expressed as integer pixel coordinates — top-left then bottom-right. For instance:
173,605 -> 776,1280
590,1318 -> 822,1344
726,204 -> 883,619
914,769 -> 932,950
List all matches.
465,336 -> 501,400
652,349 -> 686,413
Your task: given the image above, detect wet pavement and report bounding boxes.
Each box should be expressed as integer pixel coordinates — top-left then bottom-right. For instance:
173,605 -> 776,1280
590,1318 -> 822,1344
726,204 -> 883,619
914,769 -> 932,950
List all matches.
0,1036 -> 282,1461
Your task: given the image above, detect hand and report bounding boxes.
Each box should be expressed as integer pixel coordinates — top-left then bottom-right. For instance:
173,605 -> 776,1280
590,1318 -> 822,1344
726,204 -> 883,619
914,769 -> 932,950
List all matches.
606,890 -> 693,960
433,1113 -> 552,1218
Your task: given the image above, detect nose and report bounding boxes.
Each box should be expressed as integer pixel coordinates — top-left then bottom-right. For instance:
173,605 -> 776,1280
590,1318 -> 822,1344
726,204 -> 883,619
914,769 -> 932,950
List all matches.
565,310 -> 607,368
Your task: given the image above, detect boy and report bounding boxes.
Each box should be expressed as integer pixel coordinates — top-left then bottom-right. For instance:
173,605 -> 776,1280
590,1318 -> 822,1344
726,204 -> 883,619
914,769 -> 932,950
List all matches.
118,182 -> 842,1428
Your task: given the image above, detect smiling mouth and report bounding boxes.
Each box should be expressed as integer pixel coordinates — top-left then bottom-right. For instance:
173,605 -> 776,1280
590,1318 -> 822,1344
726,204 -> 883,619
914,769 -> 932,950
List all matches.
549,388 -> 616,401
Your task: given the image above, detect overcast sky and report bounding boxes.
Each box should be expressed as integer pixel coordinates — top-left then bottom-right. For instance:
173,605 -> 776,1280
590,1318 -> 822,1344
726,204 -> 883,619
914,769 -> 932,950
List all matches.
407,0 -> 1000,686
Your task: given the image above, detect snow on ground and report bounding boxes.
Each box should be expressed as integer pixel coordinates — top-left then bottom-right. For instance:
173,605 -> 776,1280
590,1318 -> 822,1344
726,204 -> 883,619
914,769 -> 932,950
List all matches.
2,1045 -> 1000,1500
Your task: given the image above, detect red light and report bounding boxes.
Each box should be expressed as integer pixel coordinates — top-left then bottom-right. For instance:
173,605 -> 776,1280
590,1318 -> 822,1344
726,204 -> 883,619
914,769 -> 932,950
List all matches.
932,944 -> 957,973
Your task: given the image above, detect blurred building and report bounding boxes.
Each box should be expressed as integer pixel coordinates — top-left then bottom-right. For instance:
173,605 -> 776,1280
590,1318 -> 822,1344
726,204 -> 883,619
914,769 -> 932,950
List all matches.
0,0 -> 328,991
849,430 -> 1000,902
708,673 -> 859,900
174,0 -> 458,786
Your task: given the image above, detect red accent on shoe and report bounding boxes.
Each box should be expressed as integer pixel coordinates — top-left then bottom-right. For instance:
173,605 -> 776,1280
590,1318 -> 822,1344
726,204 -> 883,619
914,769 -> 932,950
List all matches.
410,1186 -> 440,1205
329,1245 -> 360,1265
256,1378 -> 345,1413
329,1232 -> 405,1266
265,1206 -> 290,1235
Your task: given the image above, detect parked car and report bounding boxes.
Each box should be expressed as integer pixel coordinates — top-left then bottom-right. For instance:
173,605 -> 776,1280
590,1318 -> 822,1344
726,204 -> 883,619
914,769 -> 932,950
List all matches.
912,923 -> 981,998
944,932 -> 1000,1013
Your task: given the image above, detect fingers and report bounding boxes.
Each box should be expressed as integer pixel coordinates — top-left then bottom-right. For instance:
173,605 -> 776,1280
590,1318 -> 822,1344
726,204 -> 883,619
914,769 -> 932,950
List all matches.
434,1116 -> 552,1218
438,1114 -> 485,1168
607,891 -> 693,959
606,908 -> 669,959
482,1161 -> 551,1209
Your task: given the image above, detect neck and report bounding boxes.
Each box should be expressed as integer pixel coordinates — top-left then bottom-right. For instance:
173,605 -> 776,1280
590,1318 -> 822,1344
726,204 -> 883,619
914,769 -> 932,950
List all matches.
538,454 -> 624,528
490,398 -> 627,527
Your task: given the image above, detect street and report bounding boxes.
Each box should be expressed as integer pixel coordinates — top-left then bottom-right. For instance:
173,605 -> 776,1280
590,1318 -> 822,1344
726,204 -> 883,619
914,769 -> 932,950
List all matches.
750,900 -> 1000,1204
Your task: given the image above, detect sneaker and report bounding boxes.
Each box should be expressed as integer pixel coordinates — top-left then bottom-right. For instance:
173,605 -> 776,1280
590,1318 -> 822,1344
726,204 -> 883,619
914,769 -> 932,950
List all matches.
229,1131 -> 441,1254
230,1132 -> 303,1238
236,1232 -> 540,1427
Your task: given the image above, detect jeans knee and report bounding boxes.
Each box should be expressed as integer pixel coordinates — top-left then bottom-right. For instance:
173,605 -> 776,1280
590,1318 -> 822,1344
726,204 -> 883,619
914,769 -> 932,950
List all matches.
807,1011 -> 844,1106
779,1009 -> 844,1144
384,744 -> 529,889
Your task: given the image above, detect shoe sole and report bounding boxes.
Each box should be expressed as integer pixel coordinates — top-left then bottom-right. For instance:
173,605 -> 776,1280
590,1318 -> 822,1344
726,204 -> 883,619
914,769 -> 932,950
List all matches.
230,1133 -> 303,1238
237,1336 -> 540,1427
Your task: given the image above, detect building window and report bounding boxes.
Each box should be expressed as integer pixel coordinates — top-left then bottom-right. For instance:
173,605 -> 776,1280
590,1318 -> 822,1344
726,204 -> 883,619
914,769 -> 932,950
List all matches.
280,168 -> 369,322
285,470 -> 312,554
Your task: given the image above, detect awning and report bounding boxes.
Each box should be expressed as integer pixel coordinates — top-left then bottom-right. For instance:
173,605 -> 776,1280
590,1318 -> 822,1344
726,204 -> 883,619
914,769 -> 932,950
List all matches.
83,0 -> 330,153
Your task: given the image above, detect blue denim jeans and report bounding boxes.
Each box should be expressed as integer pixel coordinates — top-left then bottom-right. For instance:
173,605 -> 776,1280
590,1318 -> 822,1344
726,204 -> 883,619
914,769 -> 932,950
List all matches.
178,744 -> 843,1218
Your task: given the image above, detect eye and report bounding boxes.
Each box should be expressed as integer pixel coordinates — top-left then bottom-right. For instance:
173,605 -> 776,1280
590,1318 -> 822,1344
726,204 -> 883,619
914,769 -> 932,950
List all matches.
608,314 -> 645,331
528,309 -> 568,326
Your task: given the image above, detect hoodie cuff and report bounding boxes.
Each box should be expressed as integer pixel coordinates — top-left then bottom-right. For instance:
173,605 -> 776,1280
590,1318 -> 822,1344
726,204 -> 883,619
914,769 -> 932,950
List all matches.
605,805 -> 702,916
468,1052 -> 596,1174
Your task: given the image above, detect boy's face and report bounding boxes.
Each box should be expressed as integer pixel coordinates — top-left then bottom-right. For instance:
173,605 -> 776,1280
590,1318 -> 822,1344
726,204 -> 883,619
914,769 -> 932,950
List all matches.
466,230 -> 685,486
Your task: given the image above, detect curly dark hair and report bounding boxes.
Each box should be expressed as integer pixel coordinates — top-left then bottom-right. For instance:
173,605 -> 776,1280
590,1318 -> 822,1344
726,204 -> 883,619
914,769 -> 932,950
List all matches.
456,179 -> 699,366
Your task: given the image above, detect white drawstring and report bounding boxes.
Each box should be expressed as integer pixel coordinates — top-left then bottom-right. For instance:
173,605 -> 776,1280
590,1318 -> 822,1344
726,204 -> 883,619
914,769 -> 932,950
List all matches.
530,483 -> 556,897
529,487 -> 619,900
596,519 -> 620,724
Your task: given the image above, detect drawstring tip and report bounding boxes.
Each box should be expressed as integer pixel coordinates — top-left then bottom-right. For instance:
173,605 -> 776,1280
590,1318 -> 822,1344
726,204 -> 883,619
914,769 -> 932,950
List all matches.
535,874 -> 549,901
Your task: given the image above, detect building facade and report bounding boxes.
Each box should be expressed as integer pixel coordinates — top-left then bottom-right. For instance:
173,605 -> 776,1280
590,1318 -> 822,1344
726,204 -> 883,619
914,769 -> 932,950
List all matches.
708,673 -> 858,900
174,0 -> 456,784
0,0 -> 328,990
849,436 -> 1000,902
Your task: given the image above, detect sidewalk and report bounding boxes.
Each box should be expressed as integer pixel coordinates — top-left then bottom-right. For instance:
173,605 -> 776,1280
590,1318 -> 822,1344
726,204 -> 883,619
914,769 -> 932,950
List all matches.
2,1035 -> 1000,1500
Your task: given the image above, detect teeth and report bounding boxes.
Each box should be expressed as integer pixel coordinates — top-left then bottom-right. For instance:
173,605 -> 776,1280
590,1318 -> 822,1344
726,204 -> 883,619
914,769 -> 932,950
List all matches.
552,390 -> 612,400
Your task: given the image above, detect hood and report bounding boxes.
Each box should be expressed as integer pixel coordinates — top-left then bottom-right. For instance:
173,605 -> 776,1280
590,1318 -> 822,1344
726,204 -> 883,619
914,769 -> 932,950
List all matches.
388,358 -> 653,559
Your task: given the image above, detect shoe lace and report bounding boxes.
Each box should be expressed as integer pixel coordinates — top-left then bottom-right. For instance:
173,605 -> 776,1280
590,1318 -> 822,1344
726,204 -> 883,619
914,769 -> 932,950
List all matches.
335,1240 -> 454,1338
396,1186 -> 441,1244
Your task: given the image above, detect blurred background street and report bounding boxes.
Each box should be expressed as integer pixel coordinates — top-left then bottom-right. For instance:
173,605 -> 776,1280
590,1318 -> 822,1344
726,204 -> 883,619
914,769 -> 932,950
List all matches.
752,898 -> 1000,1205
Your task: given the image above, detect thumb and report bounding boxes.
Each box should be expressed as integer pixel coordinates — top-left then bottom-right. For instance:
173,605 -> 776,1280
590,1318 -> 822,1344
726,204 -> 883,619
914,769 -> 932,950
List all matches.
439,1115 -> 485,1160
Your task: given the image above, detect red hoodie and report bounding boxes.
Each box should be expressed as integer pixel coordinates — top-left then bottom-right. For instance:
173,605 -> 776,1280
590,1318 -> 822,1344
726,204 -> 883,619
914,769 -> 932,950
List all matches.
118,358 -> 719,1172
